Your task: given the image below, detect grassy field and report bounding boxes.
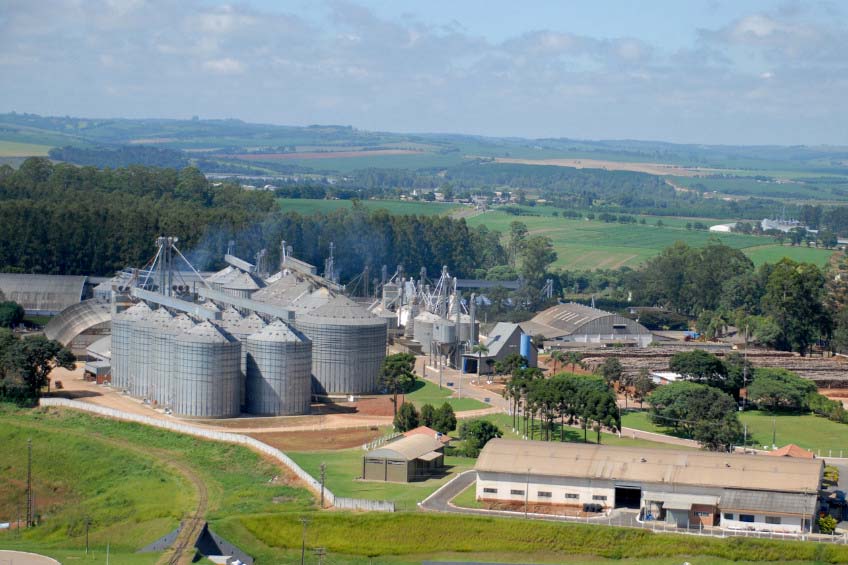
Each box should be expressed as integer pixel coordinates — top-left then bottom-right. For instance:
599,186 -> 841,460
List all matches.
0,404 -> 314,563
622,410 -> 848,453
254,152 -> 465,172
743,244 -> 834,267
452,483 -> 485,509
277,197 -> 460,216
404,378 -> 488,411
0,140 -> 52,157
466,209 -> 834,270
287,448 -> 474,511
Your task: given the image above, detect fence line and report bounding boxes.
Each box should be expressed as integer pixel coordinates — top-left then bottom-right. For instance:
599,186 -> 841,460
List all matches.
38,398 -> 395,512
363,431 -> 402,451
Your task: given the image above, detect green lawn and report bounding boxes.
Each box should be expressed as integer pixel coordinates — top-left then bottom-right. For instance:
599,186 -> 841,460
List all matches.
743,244 -> 834,268
0,140 -> 51,157
404,378 -> 488,411
287,448 -> 474,511
277,197 -> 460,216
481,412 -> 696,450
622,409 -> 848,453
452,483 -> 484,509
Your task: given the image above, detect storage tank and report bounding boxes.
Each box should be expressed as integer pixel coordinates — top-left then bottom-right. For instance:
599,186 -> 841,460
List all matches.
222,271 -> 264,301
173,321 -> 241,418
295,295 -> 387,395
412,311 -> 441,352
457,314 -> 479,343
151,313 -> 195,407
130,307 -> 173,399
111,301 -> 151,392
433,318 -> 457,344
244,320 -> 312,415
219,312 -> 267,408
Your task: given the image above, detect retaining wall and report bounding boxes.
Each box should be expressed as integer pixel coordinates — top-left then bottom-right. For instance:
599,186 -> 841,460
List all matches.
38,398 -> 395,512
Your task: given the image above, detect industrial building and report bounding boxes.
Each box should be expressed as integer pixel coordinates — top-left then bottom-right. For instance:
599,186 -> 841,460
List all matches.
0,273 -> 89,316
461,322 -> 536,375
475,440 -> 823,533
521,302 -> 653,347
362,434 -> 445,482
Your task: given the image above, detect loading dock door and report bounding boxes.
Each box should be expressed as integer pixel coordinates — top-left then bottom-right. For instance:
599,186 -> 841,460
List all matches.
666,508 -> 689,528
614,486 -> 642,509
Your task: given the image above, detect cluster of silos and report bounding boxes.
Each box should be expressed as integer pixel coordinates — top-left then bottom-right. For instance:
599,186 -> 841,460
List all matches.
110,301 -> 151,391
412,311 -> 441,353
294,295 -> 387,395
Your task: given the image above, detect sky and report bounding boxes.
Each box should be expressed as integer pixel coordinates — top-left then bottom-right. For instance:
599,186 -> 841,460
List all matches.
1,0 -> 846,145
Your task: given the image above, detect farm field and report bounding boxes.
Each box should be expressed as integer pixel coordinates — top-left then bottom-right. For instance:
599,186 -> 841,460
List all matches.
287,448 -> 474,511
0,140 -> 51,157
250,151 -> 465,172
405,378 -> 488,411
743,244 -> 834,267
621,410 -> 848,453
278,197 -> 460,216
671,175 -> 848,201
466,209 -> 833,270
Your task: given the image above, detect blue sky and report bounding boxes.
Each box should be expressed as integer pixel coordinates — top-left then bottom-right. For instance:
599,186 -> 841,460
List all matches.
2,0 -> 846,145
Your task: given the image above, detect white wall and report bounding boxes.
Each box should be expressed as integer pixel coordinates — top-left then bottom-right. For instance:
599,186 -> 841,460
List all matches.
721,512 -> 806,533
477,471 -> 615,507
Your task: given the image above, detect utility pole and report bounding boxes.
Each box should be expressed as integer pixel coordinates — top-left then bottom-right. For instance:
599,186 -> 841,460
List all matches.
743,423 -> 748,453
26,438 -> 33,527
314,547 -> 326,565
300,516 -> 310,565
524,467 -> 530,519
772,416 -> 777,449
85,516 -> 91,555
319,463 -> 326,508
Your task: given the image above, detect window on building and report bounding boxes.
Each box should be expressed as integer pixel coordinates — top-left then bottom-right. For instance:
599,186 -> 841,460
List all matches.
565,493 -> 579,499
740,514 -> 755,523
765,516 -> 781,524
538,491 -> 552,498
483,488 -> 497,494
723,513 -> 734,520
510,489 -> 525,496
613,324 -> 627,329
695,511 -> 710,517
592,495 -> 607,501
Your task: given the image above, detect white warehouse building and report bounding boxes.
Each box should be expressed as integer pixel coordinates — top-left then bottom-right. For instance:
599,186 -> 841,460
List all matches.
475,440 -> 823,534
521,302 -> 653,347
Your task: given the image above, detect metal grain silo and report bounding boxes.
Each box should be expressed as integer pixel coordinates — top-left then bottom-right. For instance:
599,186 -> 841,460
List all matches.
295,296 -> 387,396
433,318 -> 457,344
219,311 -> 267,409
151,313 -> 195,407
457,314 -> 479,343
244,320 -> 312,415
130,307 -> 173,399
173,321 -> 241,418
111,301 -> 151,392
222,271 -> 264,301
412,311 -> 440,352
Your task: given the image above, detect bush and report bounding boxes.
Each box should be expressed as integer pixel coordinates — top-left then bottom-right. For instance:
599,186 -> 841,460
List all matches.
818,514 -> 838,535
458,419 -> 502,457
393,401 -> 419,432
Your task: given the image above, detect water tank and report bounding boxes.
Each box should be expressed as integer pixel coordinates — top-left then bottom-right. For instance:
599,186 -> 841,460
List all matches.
245,320 -> 312,415
130,308 -> 173,399
173,321 -> 241,418
295,296 -> 387,395
433,319 -> 457,344
111,301 -> 151,392
151,313 -> 195,407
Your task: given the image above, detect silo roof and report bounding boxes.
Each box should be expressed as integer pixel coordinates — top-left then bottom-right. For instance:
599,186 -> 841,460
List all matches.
220,306 -> 244,324
414,311 -> 443,323
117,301 -> 152,320
300,295 -> 386,326
138,307 -> 174,329
159,313 -> 196,335
222,271 -> 264,291
206,266 -> 237,284
176,320 -> 236,343
249,319 -> 308,343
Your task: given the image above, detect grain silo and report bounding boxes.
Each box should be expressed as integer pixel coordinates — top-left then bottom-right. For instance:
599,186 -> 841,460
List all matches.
219,311 -> 267,409
244,320 -> 312,415
221,271 -> 264,301
150,313 -> 195,407
173,321 -> 241,418
111,301 -> 151,391
295,296 -> 387,396
457,313 -> 479,343
412,311 -> 441,353
130,307 -> 173,399
433,318 -> 457,345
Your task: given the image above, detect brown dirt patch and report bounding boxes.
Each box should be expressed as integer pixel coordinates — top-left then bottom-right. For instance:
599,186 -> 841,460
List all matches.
493,157 -> 719,177
477,498 -> 598,517
248,427 -> 385,451
221,150 -> 421,161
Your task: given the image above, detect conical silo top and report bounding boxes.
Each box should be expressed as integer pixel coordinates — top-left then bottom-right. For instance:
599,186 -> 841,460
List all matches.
241,312 -> 267,333
300,295 -> 383,326
206,266 -> 236,284
162,312 -> 196,333
220,306 -> 243,324
139,307 -> 174,329
117,300 -> 152,320
414,311 -> 442,323
223,271 -> 264,291
177,320 -> 235,343
248,319 -> 308,343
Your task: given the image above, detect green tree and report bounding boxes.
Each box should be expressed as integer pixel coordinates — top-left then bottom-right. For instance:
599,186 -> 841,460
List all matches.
818,515 -> 838,535
508,221 -> 528,267
549,350 -> 566,374
4,335 -> 75,397
459,419 -> 503,457
632,368 -> 656,408
746,368 -> 817,411
669,349 -> 729,392
761,259 -> 831,355
520,235 -> 557,288
471,343 -> 489,375
598,357 -> 623,387
0,301 -> 25,328
379,352 -> 417,417
393,401 -> 419,432
419,403 -> 436,428
566,351 -> 584,373
432,402 -> 457,434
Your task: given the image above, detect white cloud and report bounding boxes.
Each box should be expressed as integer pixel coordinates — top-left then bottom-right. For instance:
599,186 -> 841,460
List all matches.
202,57 -> 244,74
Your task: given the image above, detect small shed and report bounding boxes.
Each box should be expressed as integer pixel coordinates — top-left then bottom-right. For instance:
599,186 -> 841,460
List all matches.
362,435 -> 445,482
768,444 -> 815,459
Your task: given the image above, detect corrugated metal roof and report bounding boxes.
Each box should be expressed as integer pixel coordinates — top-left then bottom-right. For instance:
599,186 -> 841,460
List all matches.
768,444 -> 815,459
643,491 -> 719,509
0,273 -> 87,314
222,271 -> 264,291
248,319 -> 307,343
44,299 -> 112,345
86,335 -> 112,360
476,439 -> 822,494
721,489 -> 818,515
367,435 -> 445,461
176,320 -> 235,343
300,295 -> 386,326
481,322 -> 523,358
524,302 -> 651,339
